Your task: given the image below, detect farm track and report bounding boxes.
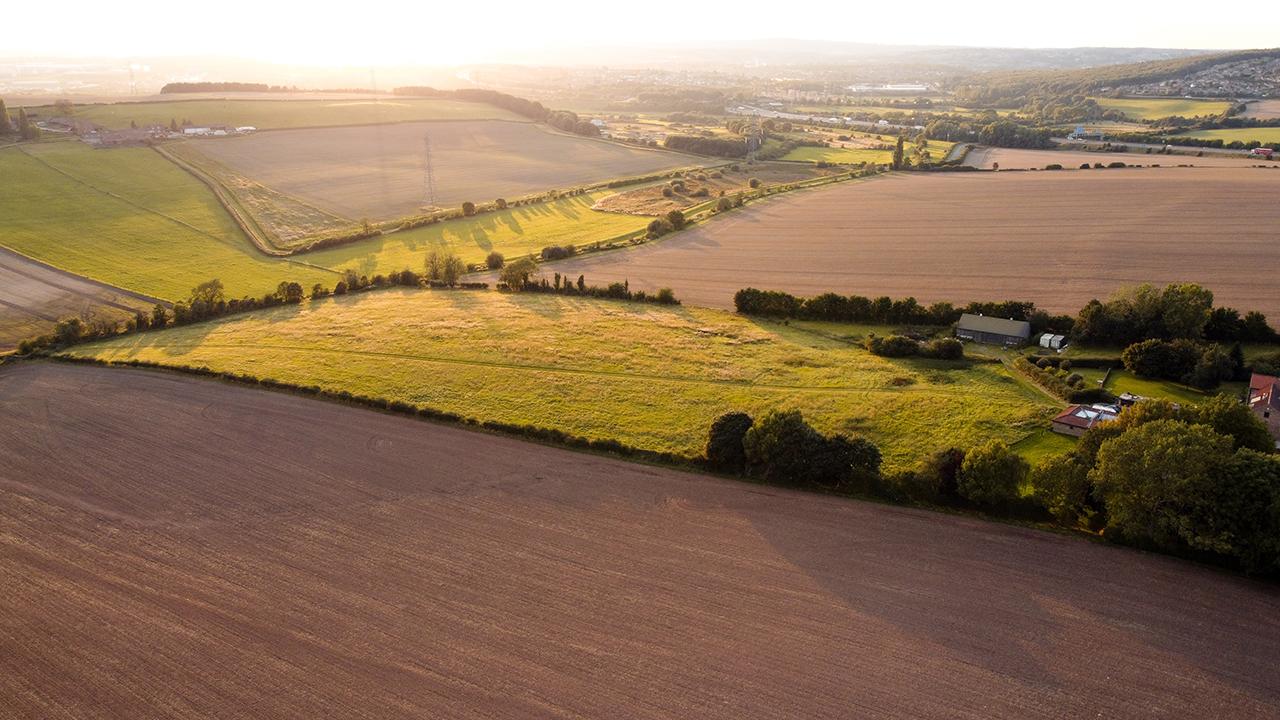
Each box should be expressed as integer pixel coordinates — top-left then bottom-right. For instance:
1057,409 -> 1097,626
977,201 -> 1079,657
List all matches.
2,361 -> 1278,719
533,168 -> 1280,318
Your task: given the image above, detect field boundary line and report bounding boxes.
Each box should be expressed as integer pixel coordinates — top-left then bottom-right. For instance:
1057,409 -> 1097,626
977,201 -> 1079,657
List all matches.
0,235 -> 169,309
92,340 -> 1010,397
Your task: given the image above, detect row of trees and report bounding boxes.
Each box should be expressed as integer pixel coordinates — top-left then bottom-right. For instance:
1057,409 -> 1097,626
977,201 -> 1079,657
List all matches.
923,118 -> 1054,149
662,134 -> 747,158
497,260 -> 677,305
732,288 -> 1071,334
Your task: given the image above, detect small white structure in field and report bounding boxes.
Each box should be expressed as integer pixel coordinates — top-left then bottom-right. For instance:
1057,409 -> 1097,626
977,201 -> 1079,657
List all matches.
183,127 -> 211,136
1039,333 -> 1068,350
236,126 -> 257,133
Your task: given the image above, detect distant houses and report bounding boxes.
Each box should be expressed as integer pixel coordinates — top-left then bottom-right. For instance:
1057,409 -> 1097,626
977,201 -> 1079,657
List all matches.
954,313 -> 1031,346
1247,373 -> 1280,448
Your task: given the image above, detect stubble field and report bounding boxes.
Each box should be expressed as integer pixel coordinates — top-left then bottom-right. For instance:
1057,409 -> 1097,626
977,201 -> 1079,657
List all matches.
532,168 -> 1280,317
184,121 -> 704,220
2,361 -> 1277,719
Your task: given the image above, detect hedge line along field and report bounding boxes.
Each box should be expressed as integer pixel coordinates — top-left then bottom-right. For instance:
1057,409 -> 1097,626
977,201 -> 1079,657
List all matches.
0,143 -> 333,302
183,120 -> 705,220
61,289 -> 1055,469
7,361 -> 1277,719
303,192 -> 649,275
35,97 -> 522,130
534,168 -> 1280,318
1090,96 -> 1233,120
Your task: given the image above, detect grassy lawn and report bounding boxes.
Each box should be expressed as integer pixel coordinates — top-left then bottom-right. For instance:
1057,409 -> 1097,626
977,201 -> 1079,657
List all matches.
29,98 -> 521,130
63,290 -> 1058,470
1103,369 -> 1244,404
1177,127 -> 1280,145
0,143 -> 333,302
303,192 -> 650,276
1011,428 -> 1077,465
1091,97 -> 1232,120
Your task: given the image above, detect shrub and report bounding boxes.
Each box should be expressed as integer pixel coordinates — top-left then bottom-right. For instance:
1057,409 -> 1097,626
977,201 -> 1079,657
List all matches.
661,186 -> 674,198
958,440 -> 1028,508
540,244 -> 575,261
461,201 -> 476,216
921,337 -> 964,360
1044,163 -> 1063,170
1079,163 -> 1091,169
865,334 -> 920,358
748,177 -> 761,188
655,287 -> 677,304
1108,161 -> 1127,168
485,251 -> 505,270
743,410 -> 827,486
715,197 -> 733,212
494,198 -> 507,209
647,217 -> 674,239
705,412 -> 753,473
665,210 -> 687,231
691,187 -> 709,197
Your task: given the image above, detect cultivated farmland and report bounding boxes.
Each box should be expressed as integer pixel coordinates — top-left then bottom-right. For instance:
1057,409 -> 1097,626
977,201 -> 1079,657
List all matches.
36,97 -> 521,130
183,121 -> 705,220
1090,96 -> 1233,120
530,168 -> 1280,318
0,143 -> 333,302
2,361 -> 1278,719
1243,99 -> 1280,120
61,289 -> 1056,469
0,248 -> 155,351
964,145 -> 1269,169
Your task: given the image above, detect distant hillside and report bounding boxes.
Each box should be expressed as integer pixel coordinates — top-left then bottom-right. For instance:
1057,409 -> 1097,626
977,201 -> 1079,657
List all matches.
954,48 -> 1280,105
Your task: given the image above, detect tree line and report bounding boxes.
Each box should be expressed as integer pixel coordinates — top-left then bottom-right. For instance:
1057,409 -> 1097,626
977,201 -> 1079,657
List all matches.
160,82 -> 293,94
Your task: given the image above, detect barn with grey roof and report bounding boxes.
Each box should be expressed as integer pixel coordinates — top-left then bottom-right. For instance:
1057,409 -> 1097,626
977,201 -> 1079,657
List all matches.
954,313 -> 1031,346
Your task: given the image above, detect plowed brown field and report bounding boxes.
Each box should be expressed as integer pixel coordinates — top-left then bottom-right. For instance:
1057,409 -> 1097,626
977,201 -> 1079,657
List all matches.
965,146 -> 1270,169
533,168 -> 1280,316
2,362 -> 1278,719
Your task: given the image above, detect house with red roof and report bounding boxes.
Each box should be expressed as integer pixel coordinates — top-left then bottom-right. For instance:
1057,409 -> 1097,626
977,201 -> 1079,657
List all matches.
1247,373 -> 1280,449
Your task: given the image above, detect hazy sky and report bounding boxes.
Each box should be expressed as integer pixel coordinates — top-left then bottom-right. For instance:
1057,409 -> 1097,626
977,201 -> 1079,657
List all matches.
6,0 -> 1277,65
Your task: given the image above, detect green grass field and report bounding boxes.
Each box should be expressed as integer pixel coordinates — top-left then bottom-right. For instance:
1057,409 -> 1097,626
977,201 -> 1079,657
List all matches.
0,142 -> 333,301
1177,127 -> 1280,145
304,192 -> 650,276
63,289 -> 1058,469
31,98 -> 521,131
780,138 -> 954,165
1104,369 -> 1244,404
1091,97 -> 1232,120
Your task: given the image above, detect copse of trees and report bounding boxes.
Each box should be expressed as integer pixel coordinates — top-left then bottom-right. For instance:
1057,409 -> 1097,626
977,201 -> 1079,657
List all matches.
722,410 -> 882,491
1073,282 -> 1276,346
0,97 -> 12,135
663,134 -> 747,158
424,250 -> 467,286
499,267 -> 678,306
864,334 -> 964,360
1032,397 -> 1280,574
1120,338 -> 1242,390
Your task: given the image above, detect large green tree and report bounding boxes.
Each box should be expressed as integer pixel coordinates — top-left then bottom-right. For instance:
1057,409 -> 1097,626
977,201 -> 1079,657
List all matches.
0,97 -> 12,134
958,440 -> 1028,508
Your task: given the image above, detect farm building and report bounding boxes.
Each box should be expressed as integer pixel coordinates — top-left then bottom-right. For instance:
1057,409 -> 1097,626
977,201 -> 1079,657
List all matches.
1051,404 -> 1120,437
955,314 -> 1031,346
1039,333 -> 1068,350
1247,373 -> 1280,448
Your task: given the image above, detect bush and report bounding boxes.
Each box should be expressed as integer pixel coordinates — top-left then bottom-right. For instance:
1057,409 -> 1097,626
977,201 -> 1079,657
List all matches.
1079,163 -> 1091,169
748,177 -> 761,188
655,287 -> 677,304
1108,161 -> 1127,168
921,337 -> 964,360
865,334 -> 920,358
715,197 -> 733,212
705,412 -> 753,473
743,410 -> 880,489
485,251 -> 505,270
500,257 -> 538,289
647,217 -> 674,239
1044,163 -> 1063,170
665,210 -> 687,231
461,201 -> 476,216
494,198 -> 507,209
958,440 -> 1028,508
540,244 -> 575,261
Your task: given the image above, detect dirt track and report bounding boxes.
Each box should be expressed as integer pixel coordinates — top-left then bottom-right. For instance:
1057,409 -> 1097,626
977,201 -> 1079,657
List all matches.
1,361 -> 1277,719
534,168 -> 1280,316
0,248 -> 156,351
